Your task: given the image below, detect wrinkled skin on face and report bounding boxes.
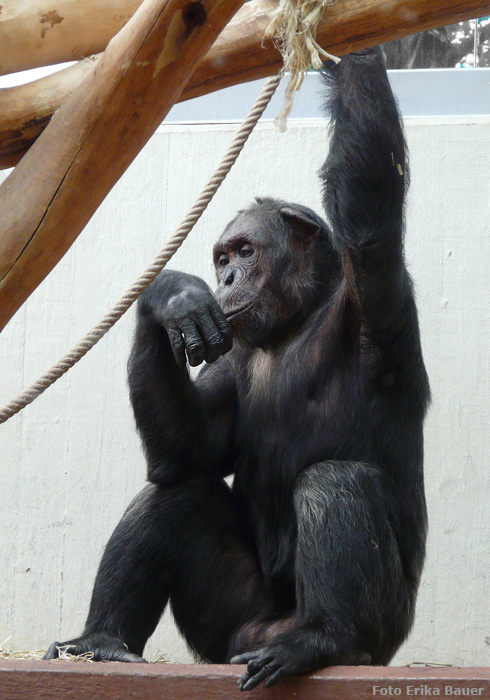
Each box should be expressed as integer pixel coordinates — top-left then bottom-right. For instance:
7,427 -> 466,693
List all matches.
213,203 -> 338,347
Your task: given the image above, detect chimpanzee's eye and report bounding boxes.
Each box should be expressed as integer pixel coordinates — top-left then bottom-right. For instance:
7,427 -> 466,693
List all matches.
218,255 -> 229,267
240,245 -> 254,258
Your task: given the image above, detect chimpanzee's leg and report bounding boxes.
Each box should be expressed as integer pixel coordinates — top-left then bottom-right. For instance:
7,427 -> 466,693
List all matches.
232,461 -> 413,690
45,478 -> 274,663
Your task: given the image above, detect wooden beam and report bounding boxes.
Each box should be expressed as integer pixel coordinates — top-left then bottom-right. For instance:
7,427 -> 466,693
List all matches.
0,0 -> 246,332
0,57 -> 99,169
0,0 -> 143,76
0,662 -> 489,700
1,0 -> 490,169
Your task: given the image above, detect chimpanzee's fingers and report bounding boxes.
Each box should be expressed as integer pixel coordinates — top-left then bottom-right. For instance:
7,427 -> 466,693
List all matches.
230,650 -> 261,665
264,666 -> 289,688
43,642 -> 62,659
167,328 -> 186,367
241,662 -> 281,691
43,642 -> 92,660
208,301 -> 233,353
110,649 -> 148,663
194,308 -> 225,364
180,321 -> 205,367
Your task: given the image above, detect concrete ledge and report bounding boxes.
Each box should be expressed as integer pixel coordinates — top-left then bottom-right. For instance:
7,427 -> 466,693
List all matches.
0,662 -> 489,699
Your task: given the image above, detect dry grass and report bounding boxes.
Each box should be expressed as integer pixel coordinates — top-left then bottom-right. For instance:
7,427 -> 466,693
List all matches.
0,647 -> 170,663
0,649 -> 46,661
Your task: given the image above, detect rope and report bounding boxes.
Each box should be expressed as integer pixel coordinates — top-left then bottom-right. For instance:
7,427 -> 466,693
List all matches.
0,72 -> 282,425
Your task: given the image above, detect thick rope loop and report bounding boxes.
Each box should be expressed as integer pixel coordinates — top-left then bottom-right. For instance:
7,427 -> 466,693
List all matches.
0,72 -> 282,425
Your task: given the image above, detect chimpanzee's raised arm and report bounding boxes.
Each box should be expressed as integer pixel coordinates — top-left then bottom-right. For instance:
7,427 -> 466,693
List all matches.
128,270 -> 236,485
320,48 -> 409,331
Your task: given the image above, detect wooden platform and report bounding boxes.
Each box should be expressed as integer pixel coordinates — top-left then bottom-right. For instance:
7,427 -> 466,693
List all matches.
0,662 -> 489,699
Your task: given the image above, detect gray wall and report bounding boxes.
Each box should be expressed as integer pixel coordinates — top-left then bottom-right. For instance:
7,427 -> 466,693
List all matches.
0,116 -> 489,664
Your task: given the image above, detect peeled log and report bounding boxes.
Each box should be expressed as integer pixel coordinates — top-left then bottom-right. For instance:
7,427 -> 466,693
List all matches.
0,0 -> 246,332
0,0 -> 143,76
2,0 -> 490,169
0,57 -> 99,169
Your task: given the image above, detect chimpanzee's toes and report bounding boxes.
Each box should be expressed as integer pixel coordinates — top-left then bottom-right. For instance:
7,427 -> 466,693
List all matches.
110,650 -> 148,663
43,641 -> 62,659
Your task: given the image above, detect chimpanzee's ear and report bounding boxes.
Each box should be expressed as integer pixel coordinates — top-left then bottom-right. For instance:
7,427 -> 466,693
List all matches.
280,207 -> 320,246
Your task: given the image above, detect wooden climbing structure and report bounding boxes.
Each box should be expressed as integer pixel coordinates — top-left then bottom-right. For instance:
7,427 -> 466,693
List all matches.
0,0 -> 489,333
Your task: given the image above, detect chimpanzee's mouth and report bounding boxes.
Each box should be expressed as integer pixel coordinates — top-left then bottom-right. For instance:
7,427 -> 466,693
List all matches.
224,302 -> 253,320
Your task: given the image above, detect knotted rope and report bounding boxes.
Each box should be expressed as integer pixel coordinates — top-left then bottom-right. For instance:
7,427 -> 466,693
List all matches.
266,0 -> 340,128
0,73 -> 282,425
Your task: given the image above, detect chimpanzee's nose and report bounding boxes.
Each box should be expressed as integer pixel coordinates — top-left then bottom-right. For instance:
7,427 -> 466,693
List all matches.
224,266 -> 242,286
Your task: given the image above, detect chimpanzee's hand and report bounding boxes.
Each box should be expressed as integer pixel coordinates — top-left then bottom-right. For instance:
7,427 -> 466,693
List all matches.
231,642 -> 371,690
231,642 -> 309,690
140,270 -> 233,367
43,632 -> 146,663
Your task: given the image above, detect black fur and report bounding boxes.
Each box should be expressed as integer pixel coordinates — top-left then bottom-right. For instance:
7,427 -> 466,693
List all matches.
44,48 -> 429,690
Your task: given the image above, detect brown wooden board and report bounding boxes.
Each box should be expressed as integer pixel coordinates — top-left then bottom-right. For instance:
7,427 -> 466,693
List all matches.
0,662 -> 489,700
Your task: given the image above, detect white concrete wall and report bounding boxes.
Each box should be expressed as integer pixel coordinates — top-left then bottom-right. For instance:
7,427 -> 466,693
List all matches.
0,117 -> 489,664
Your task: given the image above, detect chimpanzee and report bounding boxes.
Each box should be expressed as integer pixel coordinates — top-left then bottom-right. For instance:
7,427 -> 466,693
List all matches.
45,47 -> 429,690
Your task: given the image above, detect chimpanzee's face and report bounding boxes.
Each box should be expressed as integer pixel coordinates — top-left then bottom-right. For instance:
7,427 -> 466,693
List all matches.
213,208 -> 323,347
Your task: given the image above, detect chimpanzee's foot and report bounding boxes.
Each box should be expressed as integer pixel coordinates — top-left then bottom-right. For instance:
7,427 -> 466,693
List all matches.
43,632 -> 147,663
